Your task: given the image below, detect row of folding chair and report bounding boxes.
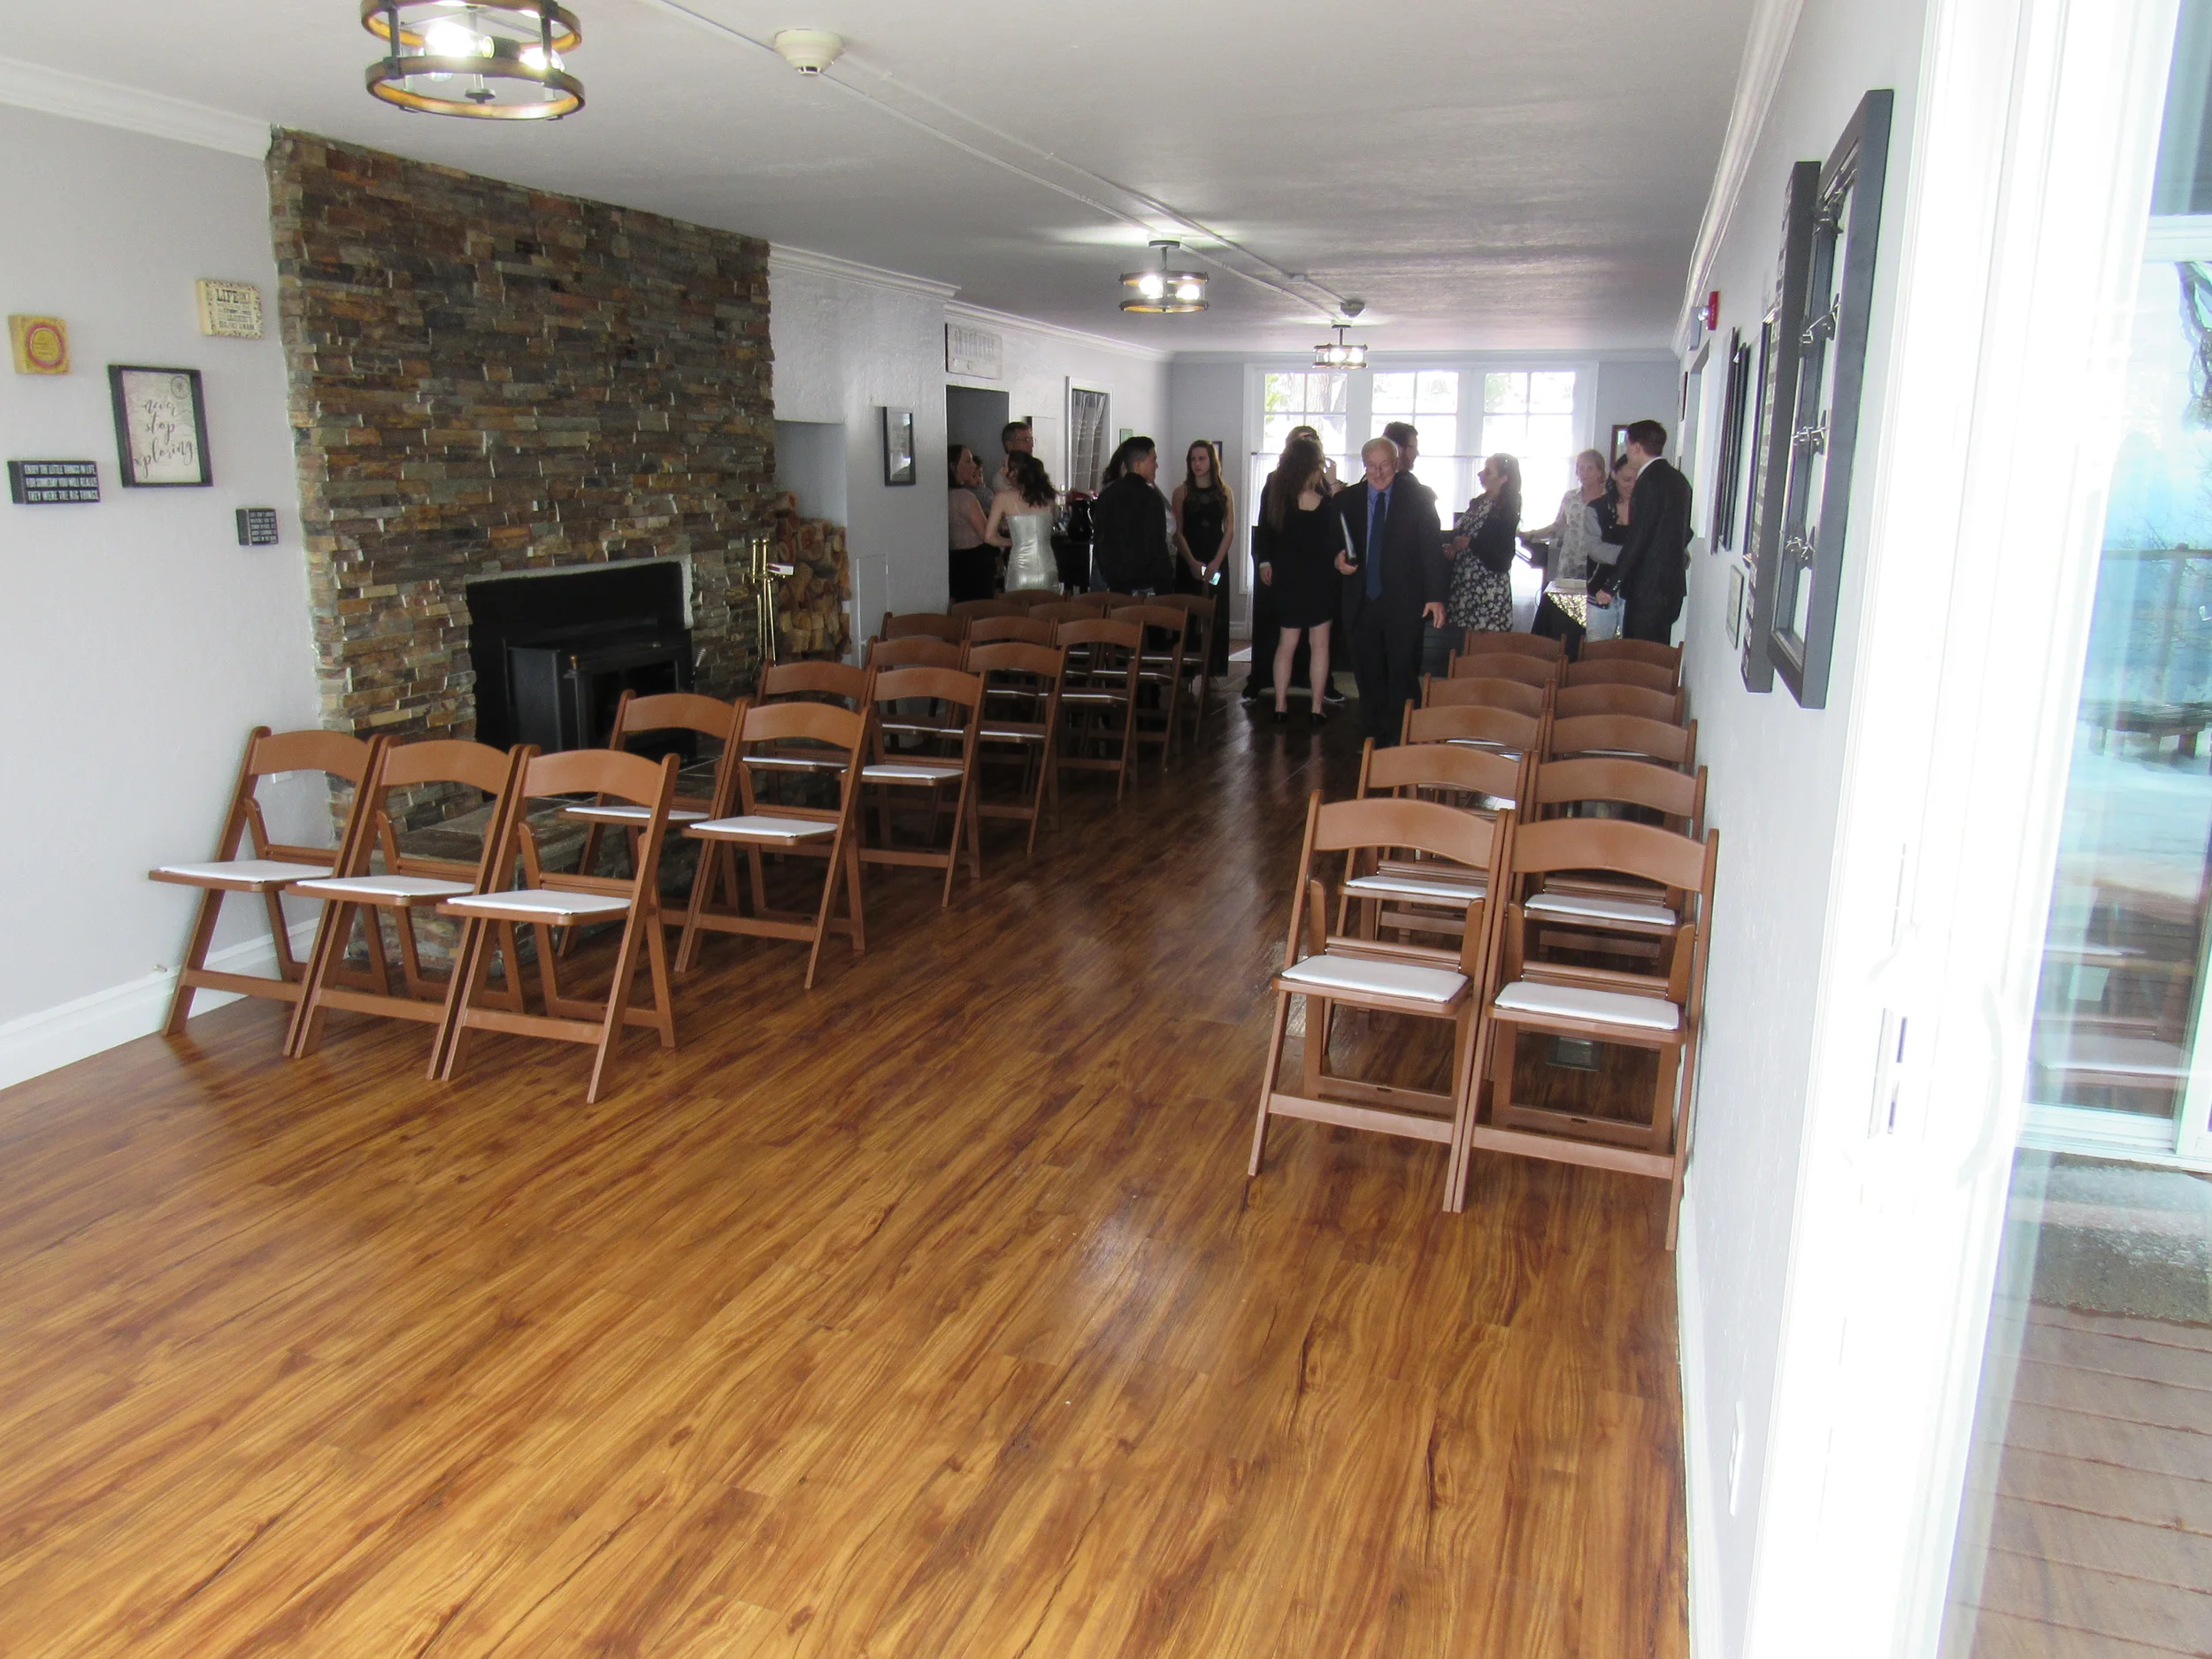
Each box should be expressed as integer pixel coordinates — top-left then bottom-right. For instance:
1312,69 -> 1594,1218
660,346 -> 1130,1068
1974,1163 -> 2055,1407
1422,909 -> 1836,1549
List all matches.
1248,737 -> 1718,1244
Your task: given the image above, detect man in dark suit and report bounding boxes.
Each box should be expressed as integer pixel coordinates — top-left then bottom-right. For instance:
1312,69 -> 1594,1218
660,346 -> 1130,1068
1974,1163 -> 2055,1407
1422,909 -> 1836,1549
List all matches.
1336,436 -> 1447,745
1592,418 -> 1692,643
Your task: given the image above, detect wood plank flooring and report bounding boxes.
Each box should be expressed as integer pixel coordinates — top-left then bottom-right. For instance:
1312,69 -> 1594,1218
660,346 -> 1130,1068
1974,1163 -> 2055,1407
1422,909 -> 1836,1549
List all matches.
0,695 -> 1687,1657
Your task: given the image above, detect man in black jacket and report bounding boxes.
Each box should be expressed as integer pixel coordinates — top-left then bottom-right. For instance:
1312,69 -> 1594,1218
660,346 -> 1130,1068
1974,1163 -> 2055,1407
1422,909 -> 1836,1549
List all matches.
1592,419 -> 1692,643
1091,437 -> 1174,594
1336,436 -> 1447,745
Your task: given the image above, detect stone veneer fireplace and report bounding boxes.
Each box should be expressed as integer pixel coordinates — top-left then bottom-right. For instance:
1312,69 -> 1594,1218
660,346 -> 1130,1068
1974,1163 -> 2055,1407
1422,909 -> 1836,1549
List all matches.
267,131 -> 775,749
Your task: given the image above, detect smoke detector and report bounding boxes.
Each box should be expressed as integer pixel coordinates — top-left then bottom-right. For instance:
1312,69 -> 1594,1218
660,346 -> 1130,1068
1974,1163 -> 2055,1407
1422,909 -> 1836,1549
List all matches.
772,29 -> 844,74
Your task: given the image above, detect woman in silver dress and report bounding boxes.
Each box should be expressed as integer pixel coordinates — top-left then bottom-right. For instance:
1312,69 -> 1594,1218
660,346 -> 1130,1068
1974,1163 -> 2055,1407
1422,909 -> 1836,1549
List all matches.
985,452 -> 1061,593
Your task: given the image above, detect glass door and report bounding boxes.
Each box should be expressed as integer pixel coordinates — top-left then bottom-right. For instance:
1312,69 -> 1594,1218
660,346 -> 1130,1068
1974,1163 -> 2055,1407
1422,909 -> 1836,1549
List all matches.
1940,7 -> 2212,1650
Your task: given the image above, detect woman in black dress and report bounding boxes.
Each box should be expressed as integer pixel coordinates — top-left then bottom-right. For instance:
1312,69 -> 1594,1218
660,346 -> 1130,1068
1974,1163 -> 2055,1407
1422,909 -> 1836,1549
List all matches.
1252,434 -> 1341,723
1171,439 -> 1234,674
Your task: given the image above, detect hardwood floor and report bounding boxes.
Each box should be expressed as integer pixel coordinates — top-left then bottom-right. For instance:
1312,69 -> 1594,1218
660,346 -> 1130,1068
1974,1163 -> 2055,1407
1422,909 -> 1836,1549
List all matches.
0,693 -> 1687,1657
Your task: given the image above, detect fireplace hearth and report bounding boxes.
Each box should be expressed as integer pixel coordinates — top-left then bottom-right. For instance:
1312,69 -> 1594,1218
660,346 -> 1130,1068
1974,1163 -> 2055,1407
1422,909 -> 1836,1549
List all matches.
468,562 -> 693,751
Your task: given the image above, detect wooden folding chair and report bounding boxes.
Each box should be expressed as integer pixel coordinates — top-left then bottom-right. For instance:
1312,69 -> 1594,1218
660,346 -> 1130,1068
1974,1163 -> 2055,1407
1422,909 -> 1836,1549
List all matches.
1547,712 -> 1697,772
1465,818 -> 1718,1245
1402,702 -> 1543,763
758,658 -> 871,711
964,640 -> 1066,856
1153,591 -> 1219,743
949,597 -> 1025,626
1248,792 -> 1514,1212
1554,682 -> 1687,725
866,635 -> 964,671
1564,657 -> 1678,695
966,614 -> 1056,648
1578,636 -> 1682,682
881,611 -> 965,644
1448,650 -> 1560,687
1459,628 -> 1564,663
1336,738 -> 1525,945
436,748 -> 680,1103
861,665 -> 985,905
1112,602 -> 1188,769
1534,757 -> 1708,838
1423,673 -> 1550,721
565,690 -> 738,893
1055,618 -> 1143,801
678,701 -> 867,988
285,737 -> 528,1064
150,726 -> 383,1036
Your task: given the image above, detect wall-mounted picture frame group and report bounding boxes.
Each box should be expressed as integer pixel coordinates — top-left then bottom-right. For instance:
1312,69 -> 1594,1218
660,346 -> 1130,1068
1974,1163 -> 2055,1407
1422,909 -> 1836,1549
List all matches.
880,406 -> 916,487
1766,88 -> 1894,709
1740,159 -> 1822,694
108,365 -> 211,488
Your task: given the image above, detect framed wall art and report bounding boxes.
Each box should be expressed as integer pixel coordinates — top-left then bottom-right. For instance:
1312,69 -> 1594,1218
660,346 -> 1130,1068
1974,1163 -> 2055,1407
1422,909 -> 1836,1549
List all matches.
1740,158 -> 1822,694
1713,328 -> 1753,554
1766,88 -> 1895,709
10,315 -> 69,374
108,365 -> 211,488
880,405 -> 916,487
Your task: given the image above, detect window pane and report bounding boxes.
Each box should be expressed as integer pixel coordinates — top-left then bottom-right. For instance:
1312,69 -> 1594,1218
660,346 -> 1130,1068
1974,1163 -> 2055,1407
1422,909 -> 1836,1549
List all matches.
1262,415 -> 1298,456
1371,373 -> 1416,414
1417,371 -> 1460,413
1263,373 -> 1299,413
1315,373 -> 1348,413
1483,372 -> 1529,414
1528,372 -> 1578,414
1317,416 -> 1348,456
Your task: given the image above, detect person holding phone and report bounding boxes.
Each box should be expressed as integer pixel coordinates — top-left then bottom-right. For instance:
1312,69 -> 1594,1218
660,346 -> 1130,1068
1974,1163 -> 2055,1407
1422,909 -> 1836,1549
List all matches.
1171,440 -> 1235,675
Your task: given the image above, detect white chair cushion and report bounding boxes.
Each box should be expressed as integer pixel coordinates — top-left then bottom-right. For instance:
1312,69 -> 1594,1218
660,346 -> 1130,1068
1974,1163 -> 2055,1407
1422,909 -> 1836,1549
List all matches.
1444,739 -> 1525,758
1492,979 -> 1680,1033
863,763 -> 964,783
288,873 -> 475,902
150,858 -> 334,890
1344,872 -> 1487,905
745,754 -> 844,772
1279,952 -> 1467,1005
879,721 -> 965,737
1061,690 -> 1124,703
1525,892 -> 1677,929
689,814 -> 837,843
560,803 -> 708,825
445,888 -> 634,921
980,726 -> 1046,742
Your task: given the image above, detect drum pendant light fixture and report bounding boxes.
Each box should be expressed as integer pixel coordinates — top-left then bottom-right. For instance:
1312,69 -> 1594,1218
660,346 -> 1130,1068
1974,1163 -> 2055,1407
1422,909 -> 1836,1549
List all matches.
1119,241 -> 1208,314
1313,322 -> 1368,369
364,1 -> 584,120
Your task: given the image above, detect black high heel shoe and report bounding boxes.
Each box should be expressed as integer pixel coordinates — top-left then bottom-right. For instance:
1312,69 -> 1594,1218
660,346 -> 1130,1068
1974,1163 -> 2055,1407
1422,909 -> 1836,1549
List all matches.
1310,703 -> 1330,725
1272,707 -> 1288,725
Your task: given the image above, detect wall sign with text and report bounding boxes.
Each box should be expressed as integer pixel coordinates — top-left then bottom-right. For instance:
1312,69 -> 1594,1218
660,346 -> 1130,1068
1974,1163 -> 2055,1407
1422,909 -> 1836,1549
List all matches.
8,460 -> 100,503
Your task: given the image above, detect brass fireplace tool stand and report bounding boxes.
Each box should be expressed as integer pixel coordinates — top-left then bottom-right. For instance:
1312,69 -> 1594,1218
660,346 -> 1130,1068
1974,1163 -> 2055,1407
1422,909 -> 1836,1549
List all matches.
746,533 -> 796,670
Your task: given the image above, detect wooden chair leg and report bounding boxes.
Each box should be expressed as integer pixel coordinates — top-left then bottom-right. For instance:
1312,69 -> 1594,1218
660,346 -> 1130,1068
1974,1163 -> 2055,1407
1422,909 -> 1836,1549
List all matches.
1442,1003 -> 1482,1213
1248,990 -> 1294,1177
641,907 -> 676,1050
431,916 -> 492,1081
284,898 -> 351,1059
585,910 -> 649,1104
162,888 -> 227,1035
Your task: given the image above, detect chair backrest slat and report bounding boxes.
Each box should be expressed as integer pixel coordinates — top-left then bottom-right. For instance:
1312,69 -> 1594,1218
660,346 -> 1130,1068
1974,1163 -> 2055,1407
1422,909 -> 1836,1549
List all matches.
1510,817 -> 1713,895
249,727 -> 378,783
1056,618 -> 1143,650
1359,738 -> 1522,804
882,611 -> 965,643
1449,651 -> 1557,687
742,699 -> 865,750
1579,637 -> 1682,676
1403,703 -> 1540,751
867,635 -> 964,671
966,614 -> 1056,648
963,641 -> 1066,680
1534,757 -> 1706,827
1425,674 -> 1548,720
949,598 -> 1024,623
1566,657 -> 1678,694
1459,628 -> 1563,662
1554,682 -> 1686,725
1314,795 -> 1501,870
759,660 -> 871,708
872,664 -> 985,710
1548,712 -> 1696,769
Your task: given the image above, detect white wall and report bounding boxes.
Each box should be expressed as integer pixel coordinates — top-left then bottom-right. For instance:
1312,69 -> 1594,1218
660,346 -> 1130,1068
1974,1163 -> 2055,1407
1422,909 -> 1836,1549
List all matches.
768,250 -> 1168,639
1594,357 -> 1683,453
1668,1 -> 1930,1654
0,104 -> 322,1087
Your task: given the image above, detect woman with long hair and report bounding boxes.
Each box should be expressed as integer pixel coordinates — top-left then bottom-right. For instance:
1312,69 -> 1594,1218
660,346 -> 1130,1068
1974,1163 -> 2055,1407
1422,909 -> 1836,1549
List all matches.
1244,425 -> 1340,705
947,444 -> 996,602
984,451 -> 1061,593
1092,435 -> 1173,593
1252,433 -> 1340,723
1447,451 -> 1523,635
1171,439 -> 1235,673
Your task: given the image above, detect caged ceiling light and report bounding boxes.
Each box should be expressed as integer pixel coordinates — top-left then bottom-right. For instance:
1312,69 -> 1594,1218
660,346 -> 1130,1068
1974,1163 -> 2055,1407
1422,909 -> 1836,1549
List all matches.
363,1 -> 584,120
1119,240 -> 1208,314
1314,321 -> 1368,369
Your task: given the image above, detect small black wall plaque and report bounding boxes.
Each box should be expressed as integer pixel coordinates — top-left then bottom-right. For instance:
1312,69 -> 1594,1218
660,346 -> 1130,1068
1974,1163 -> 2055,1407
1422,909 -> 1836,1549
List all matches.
8,460 -> 101,504
236,507 -> 280,546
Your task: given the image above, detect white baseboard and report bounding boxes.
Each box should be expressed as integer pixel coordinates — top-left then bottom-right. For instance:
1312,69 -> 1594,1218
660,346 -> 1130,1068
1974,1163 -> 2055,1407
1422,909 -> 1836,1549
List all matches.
1677,1185 -> 1727,1657
0,918 -> 320,1093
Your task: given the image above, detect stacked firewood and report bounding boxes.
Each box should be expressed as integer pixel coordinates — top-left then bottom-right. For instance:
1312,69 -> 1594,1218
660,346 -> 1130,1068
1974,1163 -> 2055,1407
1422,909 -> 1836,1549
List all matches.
766,491 -> 851,662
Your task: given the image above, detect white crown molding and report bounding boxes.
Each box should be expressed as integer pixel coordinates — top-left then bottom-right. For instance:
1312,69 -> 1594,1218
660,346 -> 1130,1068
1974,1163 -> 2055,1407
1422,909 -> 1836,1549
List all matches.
0,54 -> 268,160
1678,0 -> 1810,326
768,243 -> 959,302
944,299 -> 1172,365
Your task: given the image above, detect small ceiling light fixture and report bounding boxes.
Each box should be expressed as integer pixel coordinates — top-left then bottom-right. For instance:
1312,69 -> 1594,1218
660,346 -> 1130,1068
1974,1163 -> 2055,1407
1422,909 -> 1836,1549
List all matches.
363,1 -> 584,120
1119,240 -> 1209,314
1314,322 -> 1368,370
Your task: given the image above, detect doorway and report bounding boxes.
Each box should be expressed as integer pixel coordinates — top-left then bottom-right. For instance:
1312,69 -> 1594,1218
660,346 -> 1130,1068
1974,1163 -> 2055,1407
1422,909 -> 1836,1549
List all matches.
947,386 -> 1010,487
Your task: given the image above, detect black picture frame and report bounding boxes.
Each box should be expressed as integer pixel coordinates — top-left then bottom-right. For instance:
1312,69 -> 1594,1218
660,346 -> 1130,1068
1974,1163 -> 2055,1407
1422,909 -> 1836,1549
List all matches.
880,406 -> 916,487
1740,158 -> 1823,694
108,365 -> 211,488
1714,329 -> 1753,553
1767,89 -> 1895,709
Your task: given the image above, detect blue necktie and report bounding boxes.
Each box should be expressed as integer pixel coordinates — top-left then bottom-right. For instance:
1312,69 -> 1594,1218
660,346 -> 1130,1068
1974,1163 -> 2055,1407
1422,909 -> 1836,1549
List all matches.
1365,487 -> 1386,601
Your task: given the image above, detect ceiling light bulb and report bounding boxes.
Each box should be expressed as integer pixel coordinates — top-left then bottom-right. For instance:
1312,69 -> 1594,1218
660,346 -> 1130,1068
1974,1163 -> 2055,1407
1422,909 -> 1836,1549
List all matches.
1174,280 -> 1203,303
1138,272 -> 1166,300
519,42 -> 561,70
424,17 -> 488,55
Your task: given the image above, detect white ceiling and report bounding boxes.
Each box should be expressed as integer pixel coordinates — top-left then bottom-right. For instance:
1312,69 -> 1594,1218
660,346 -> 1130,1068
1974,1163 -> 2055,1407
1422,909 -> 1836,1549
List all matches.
1,0 -> 1755,351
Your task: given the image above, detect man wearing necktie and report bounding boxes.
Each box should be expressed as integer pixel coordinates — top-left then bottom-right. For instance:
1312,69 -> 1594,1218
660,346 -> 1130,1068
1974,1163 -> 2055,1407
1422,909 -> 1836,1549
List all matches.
1336,436 -> 1447,745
